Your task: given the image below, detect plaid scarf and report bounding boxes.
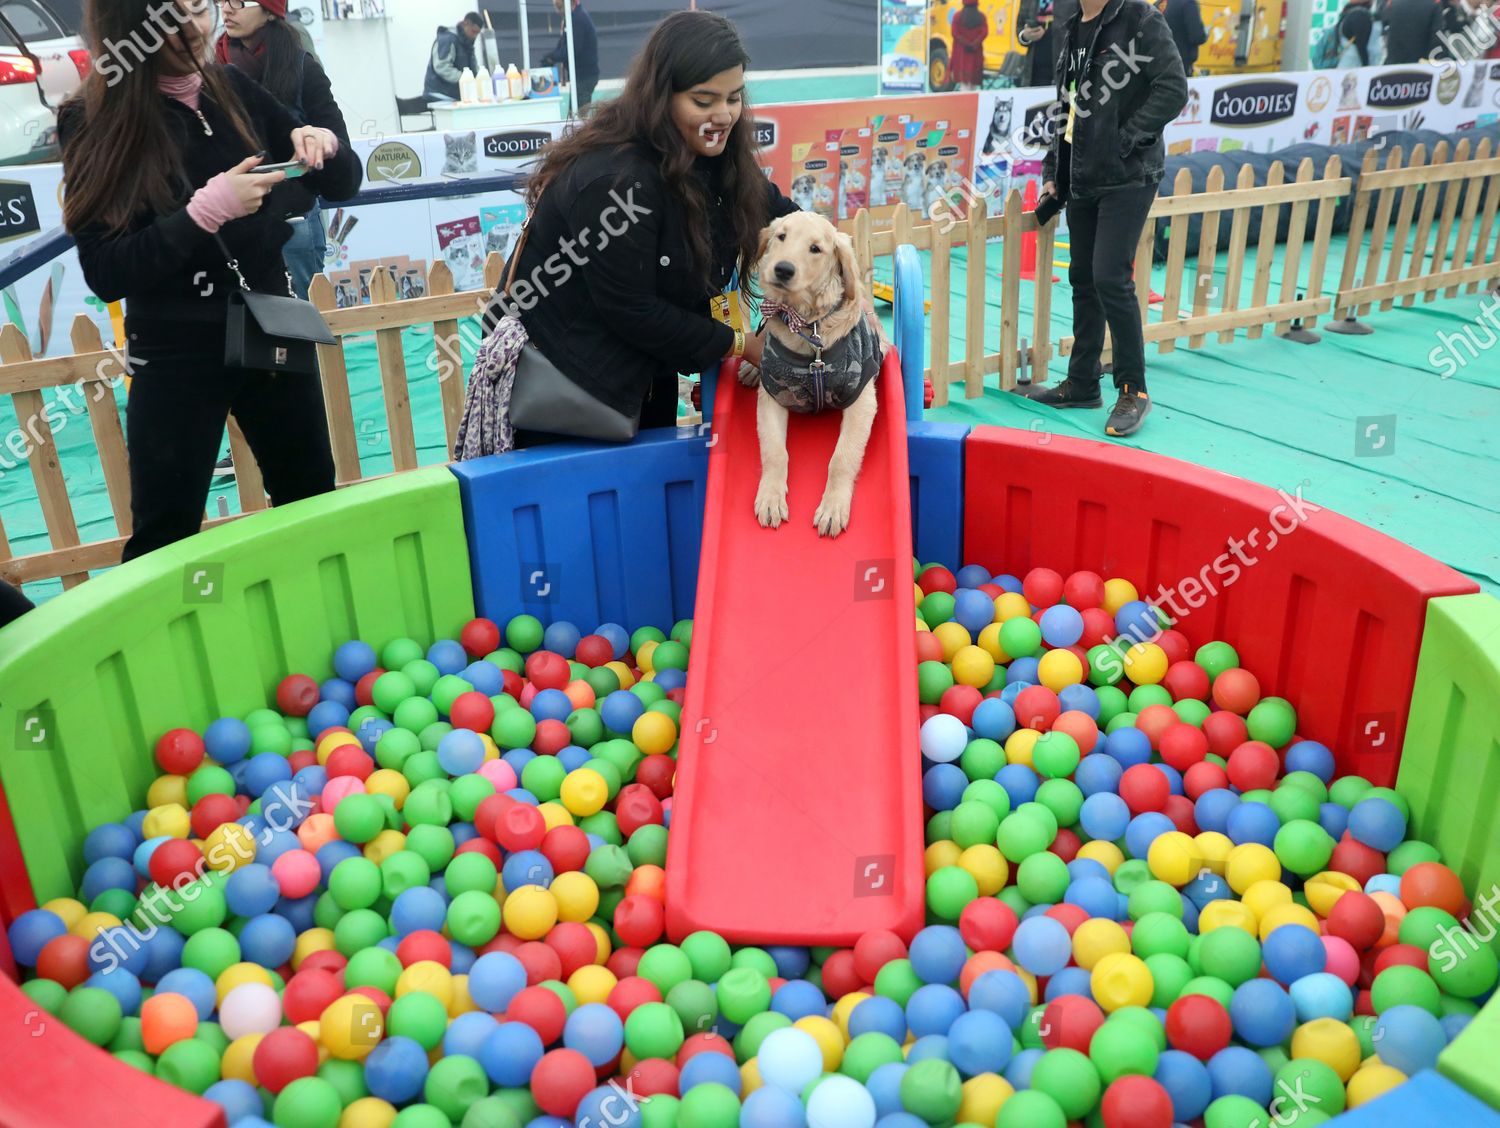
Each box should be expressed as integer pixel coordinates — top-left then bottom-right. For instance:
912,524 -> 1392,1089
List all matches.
759,301 -> 820,339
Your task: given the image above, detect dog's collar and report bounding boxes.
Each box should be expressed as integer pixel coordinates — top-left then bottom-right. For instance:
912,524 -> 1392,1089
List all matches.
759,293 -> 855,351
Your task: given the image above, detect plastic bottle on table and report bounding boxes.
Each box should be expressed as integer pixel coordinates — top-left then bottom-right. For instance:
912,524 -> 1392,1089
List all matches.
458,66 -> 478,104
506,63 -> 524,101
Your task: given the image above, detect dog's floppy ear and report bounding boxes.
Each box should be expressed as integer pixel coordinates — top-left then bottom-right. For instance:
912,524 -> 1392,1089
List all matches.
834,231 -> 863,305
756,219 -> 778,269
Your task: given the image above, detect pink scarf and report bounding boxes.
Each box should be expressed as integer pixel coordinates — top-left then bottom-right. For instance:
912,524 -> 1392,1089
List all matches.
158,72 -> 249,233
157,71 -> 203,109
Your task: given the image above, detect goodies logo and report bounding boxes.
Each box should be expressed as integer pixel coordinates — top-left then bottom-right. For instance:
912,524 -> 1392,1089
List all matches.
1368,71 -> 1434,108
1210,80 -> 1299,126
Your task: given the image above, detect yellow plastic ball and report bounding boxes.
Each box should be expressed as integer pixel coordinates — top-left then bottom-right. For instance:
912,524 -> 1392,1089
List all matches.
502,885 -> 558,940
535,802 -> 575,832
925,840 -> 963,875
292,928 -> 337,970
1073,919 -> 1131,970
365,769 -> 410,808
1148,831 -> 1203,887
1091,952 -> 1154,1012
147,775 -> 189,810
1242,880 -> 1294,923
1259,903 -> 1321,941
1305,871 -> 1362,918
952,645 -> 997,688
631,712 -> 678,756
1102,578 -> 1139,615
1122,643 -> 1168,686
42,898 -> 86,929
220,1033 -> 264,1083
363,829 -> 407,865
478,733 -> 500,761
143,802 -> 191,840
317,731 -> 361,766
604,661 -> 635,689
831,992 -> 870,1039
396,961 -> 453,1008
551,871 -> 601,922
915,617 -> 931,634
568,965 -> 617,1006
959,1073 -> 1015,1125
995,592 -> 1032,621
217,962 -> 274,1004
1037,649 -> 1084,692
339,1096 -> 398,1128
1346,1063 -> 1406,1106
320,994 -> 384,1060
560,768 -> 610,817
1198,900 -> 1259,935
71,910 -> 122,939
449,974 -> 475,1017
584,922 -> 612,964
1292,1017 -> 1362,1081
1077,840 -> 1125,875
1194,832 -> 1233,875
958,845 -> 1008,896
1005,729 -> 1039,768
203,821 -> 256,873
636,640 -> 659,673
793,1016 -> 844,1071
741,1056 -> 763,1096
932,622 -> 973,661
1226,843 -> 1282,894
978,622 -> 1008,662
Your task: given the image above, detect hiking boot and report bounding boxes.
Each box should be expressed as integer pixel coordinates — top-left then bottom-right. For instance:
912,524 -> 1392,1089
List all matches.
1014,379 -> 1103,409
1106,385 -> 1152,436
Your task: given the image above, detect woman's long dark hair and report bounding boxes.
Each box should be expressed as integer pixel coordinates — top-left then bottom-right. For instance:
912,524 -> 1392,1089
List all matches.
63,0 -> 261,233
232,16 -> 305,105
527,11 -> 768,288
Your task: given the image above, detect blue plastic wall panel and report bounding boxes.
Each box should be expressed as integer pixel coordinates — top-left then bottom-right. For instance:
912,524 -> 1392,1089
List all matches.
449,427 -> 710,632
1331,1070 -> 1500,1126
908,421 -> 969,569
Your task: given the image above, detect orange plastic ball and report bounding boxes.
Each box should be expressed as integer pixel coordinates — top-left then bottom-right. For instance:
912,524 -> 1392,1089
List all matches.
1052,711 -> 1100,755
625,864 -> 666,903
1399,862 -> 1468,918
1135,704 -> 1180,748
141,991 -> 199,1054
1211,668 -> 1262,714
563,681 -> 597,712
1370,891 -> 1408,947
297,813 -> 339,854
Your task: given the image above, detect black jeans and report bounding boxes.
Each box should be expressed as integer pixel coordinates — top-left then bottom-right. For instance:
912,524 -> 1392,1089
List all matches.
121,322 -> 336,562
1065,184 -> 1158,393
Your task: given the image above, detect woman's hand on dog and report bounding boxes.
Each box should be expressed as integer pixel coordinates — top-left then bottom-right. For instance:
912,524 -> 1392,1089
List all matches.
741,331 -> 765,372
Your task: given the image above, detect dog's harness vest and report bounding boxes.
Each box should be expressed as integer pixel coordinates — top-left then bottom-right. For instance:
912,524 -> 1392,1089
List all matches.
757,309 -> 882,415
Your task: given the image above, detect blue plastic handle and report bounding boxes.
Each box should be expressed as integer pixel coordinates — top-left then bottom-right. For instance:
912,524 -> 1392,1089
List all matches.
892,242 -> 925,422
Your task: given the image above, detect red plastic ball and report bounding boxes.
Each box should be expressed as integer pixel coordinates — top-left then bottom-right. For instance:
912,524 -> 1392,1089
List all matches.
396,930 -> 451,969
531,1048 -> 596,1118
515,941 -> 564,985
978,583 -> 1004,599
1373,943 -> 1429,978
299,951 -> 347,977
525,651 -> 571,692
541,825 -> 592,874
155,728 -> 206,775
1212,668 -> 1262,714
1166,995 -> 1232,1060
1226,741 -> 1280,792
915,632 -> 945,663
475,794 -> 512,840
853,930 -> 908,984
918,704 -> 940,725
1101,1075 -> 1175,1128
574,635 -> 614,668
532,719 -> 572,756
1022,567 -> 1064,608
615,784 -> 665,838
1135,704 -> 1179,749
275,675 -> 320,718
460,618 -> 502,657
1328,891 -> 1386,950
495,802 -> 547,852
939,685 -> 983,726
612,895 -> 666,949
354,670 -> 383,708
629,1057 -> 681,1098
253,1026 -> 319,1093
1050,827 -> 1083,863
1044,902 -> 1090,935
507,985 -> 568,1044
820,950 -> 862,1000
1120,764 -> 1170,814
1063,570 -> 1105,610
1163,794 -> 1198,834
1041,995 -> 1105,1053
349,986 -> 392,1014
1160,724 -> 1210,772
635,755 -> 676,801
1399,862 -> 1469,917
918,565 -> 957,596
1183,761 -> 1230,800
1330,834 -> 1387,888
450,691 -> 496,733
455,838 -> 503,865
190,794 -> 240,838
959,898 -> 1018,953
545,921 -> 599,978
288,749 -> 317,774
283,968 -> 345,1024
326,746 -> 374,781
676,1032 -> 735,1066
1053,711 -> 1100,756
1202,710 -> 1250,758
501,669 -> 525,700
1013,686 -> 1061,732
36,934 -> 90,989
1080,608 -> 1115,648
1162,660 -> 1210,702
605,976 -> 663,1022
607,948 -> 645,980
149,838 -> 205,887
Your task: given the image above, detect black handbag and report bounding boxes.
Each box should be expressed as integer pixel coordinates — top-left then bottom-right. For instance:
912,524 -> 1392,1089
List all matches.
500,209 -> 642,442
213,230 -> 336,376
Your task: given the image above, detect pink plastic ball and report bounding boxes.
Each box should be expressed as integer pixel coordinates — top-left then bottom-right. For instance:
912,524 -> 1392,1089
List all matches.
1322,934 -> 1361,986
220,982 -> 283,1039
320,775 -> 367,812
477,760 -> 519,791
272,849 -> 322,899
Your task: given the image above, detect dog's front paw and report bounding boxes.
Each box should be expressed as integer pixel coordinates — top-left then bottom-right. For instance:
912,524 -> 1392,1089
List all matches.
737,361 -> 761,387
755,479 -> 788,528
813,489 -> 852,537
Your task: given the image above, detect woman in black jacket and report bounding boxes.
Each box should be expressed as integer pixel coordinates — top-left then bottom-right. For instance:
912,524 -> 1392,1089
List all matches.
60,0 -> 362,562
217,0 -> 349,298
468,10 -> 797,452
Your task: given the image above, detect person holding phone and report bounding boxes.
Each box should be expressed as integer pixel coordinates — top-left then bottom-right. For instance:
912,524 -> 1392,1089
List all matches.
59,0 -> 362,563
1020,0 -> 1186,437
1017,0 -> 1078,88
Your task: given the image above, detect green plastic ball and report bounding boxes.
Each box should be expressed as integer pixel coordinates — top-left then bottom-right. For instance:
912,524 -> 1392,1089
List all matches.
874,959 -> 923,1007
716,967 -> 770,1024
1174,699 -> 1211,726
1145,954 -> 1194,1008
371,671 -> 417,714
960,739 -> 1007,784
999,618 -> 1042,660
181,927 -> 240,979
1195,641 -> 1240,680
1371,965 -> 1442,1016
1031,1048 -> 1102,1119
920,591 -> 957,629
996,1088 -> 1067,1128
59,986 -> 122,1046
1199,926 -> 1262,987
951,800 -> 1002,849
1018,852 -> 1071,904
1033,731 -> 1081,779
424,1054 -> 489,1122
680,931 -> 733,983
388,991 -> 450,1050
1328,775 -> 1373,809
156,1037 -> 221,1094
1132,912 -> 1191,958
918,661 -> 956,704
333,793 -> 385,844
345,947 -> 403,994
926,866 -> 979,920
637,945 -> 694,995
900,1058 -> 964,1123
676,1081 -> 739,1128
733,1010 -> 791,1061
1089,1017 -> 1160,1082
1276,1058 -> 1345,1114
997,811 -> 1054,862
1386,840 -> 1442,875
1274,820 -> 1335,877
1246,696 -> 1297,747
401,659 -> 441,697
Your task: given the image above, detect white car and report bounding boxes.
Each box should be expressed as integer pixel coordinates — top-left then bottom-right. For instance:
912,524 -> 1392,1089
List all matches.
0,0 -> 88,165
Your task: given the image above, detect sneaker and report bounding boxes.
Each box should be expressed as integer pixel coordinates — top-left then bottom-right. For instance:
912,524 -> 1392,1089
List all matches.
1106,385 -> 1152,436
1013,379 -> 1103,409
213,455 -> 235,480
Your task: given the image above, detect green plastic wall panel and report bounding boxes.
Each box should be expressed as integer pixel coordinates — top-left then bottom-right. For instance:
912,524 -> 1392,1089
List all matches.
0,468 -> 474,913
1399,593 -> 1500,1109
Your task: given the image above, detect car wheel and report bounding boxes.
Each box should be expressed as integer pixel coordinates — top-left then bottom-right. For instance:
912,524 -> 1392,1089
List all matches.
929,43 -> 951,92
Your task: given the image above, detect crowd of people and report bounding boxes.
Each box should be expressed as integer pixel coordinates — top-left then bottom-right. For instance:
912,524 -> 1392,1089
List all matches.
1328,0 -> 1500,68
423,1 -> 601,107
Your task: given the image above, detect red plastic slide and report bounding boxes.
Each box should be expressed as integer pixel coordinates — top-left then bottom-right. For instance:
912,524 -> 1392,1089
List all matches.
666,352 -> 925,946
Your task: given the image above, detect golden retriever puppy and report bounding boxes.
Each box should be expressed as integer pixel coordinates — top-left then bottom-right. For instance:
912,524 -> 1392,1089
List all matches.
743,211 -> 888,538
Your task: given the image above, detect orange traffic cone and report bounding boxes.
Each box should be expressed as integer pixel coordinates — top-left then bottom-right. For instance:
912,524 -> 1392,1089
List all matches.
1020,180 -> 1059,283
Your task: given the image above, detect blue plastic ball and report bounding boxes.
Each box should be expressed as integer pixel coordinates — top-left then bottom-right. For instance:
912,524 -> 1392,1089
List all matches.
995,573 -> 1023,593
868,1061 -> 909,1117
1193,789 -> 1240,835
275,892 -> 317,934
85,967 -> 142,1015
680,1050 -> 741,1093
1040,605 -> 1084,648
742,1085 -> 807,1128
84,823 -> 138,864
502,849 -> 554,891
1104,727 -> 1152,769
1004,1047 -> 1043,1089
600,691 -> 645,735
1229,979 -> 1297,1047
1125,812 -> 1175,860
969,969 -> 1031,1030
225,863 -> 281,919
468,951 -> 527,1012
364,1035 -> 429,1103
334,640 -> 378,682
157,967 -> 217,1019
1044,966 -> 1094,1002
768,946 -> 811,980
316,840 -> 362,882
205,717 -> 253,764
139,925 -> 186,983
437,729 -> 486,776
320,677 -> 358,712
530,689 -> 575,724
909,926 -> 967,985
759,1027 -> 824,1093
906,983 -> 966,1038
1318,802 -> 1350,840
654,668 -> 687,692
1373,1004 -> 1448,1074
557,745 -> 591,773
1289,972 -> 1354,1022
1080,792 -> 1130,840
972,699 -> 1017,742
427,639 -> 469,676
242,752 -> 292,797
1075,754 -> 1123,797
947,1009 -> 1013,1077
479,1022 -> 544,1087
390,886 -> 447,936
1262,924 -> 1326,986
954,589 -> 997,635
439,1011 -> 496,1061
956,565 -> 992,588
1226,801 -> 1280,847
849,996 -> 908,1042
82,856 -> 136,901
921,764 -> 969,811
239,913 -> 296,969
1012,916 -> 1071,976
595,623 -> 629,661
770,979 -> 826,1022
562,1003 -> 624,1067
996,764 -> 1040,808
807,1075 -> 876,1127
1154,1048 -> 1213,1121
1207,1045 -> 1273,1105
1067,858 -> 1111,885
7,909 -> 67,967
1114,600 -> 1161,644
255,827 -> 301,866
204,1079 -> 265,1125
460,662 -> 504,697
574,1084 -> 644,1128
1348,797 -> 1407,852
133,836 -> 169,879
1284,740 -> 1335,782
305,700 -> 350,740
1008,657 -> 1041,685
1066,877 -> 1122,920
540,621 -> 581,660
1058,684 -> 1101,719
906,1034 -> 950,1063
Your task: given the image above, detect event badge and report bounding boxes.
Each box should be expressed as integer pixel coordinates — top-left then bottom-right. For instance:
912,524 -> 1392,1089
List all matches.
1065,82 -> 1078,145
710,267 -> 746,333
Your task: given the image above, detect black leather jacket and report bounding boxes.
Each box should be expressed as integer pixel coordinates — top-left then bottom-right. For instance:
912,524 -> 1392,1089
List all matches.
1042,0 -> 1188,200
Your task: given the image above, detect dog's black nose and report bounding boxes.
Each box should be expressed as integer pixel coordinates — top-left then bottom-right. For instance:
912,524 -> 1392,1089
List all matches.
774,260 -> 796,283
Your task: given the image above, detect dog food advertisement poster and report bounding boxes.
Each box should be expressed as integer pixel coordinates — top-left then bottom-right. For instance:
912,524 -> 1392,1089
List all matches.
789,139 -> 842,221
913,121 -> 975,220
837,125 -> 875,220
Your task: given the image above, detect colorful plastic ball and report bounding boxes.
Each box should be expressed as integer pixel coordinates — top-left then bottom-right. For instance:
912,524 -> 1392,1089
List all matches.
1347,797 -> 1407,852
920,714 -> 968,764
1289,973 -> 1353,1023
138,990 -> 198,1054
156,728 -> 207,775
1121,764 -> 1170,814
1013,916 -> 1071,976
1166,995 -> 1232,1060
758,1026 -> 824,1093
1229,978 -> 1297,1048
1100,1074 -> 1175,1128
996,1088 -> 1067,1128
1400,862 -> 1468,916
252,1025 -> 319,1094
1371,1004 -> 1447,1074
8,909 -> 67,967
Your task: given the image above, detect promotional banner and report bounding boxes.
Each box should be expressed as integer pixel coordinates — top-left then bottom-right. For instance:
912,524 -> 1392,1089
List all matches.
881,0 -> 930,94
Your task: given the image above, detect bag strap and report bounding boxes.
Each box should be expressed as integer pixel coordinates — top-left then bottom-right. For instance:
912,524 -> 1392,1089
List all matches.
501,206 -> 535,298
210,227 -> 298,299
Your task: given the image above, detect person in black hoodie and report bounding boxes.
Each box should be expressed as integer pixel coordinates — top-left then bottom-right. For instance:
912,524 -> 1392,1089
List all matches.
540,0 -> 601,107
472,11 -> 797,451
1020,0 -> 1187,437
1017,0 -> 1081,89
1161,0 -> 1208,73
60,0 -> 362,563
424,12 -> 481,101
1379,0 -> 1442,61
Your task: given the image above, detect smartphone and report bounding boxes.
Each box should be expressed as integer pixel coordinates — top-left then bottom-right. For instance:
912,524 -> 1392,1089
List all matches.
250,160 -> 309,177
